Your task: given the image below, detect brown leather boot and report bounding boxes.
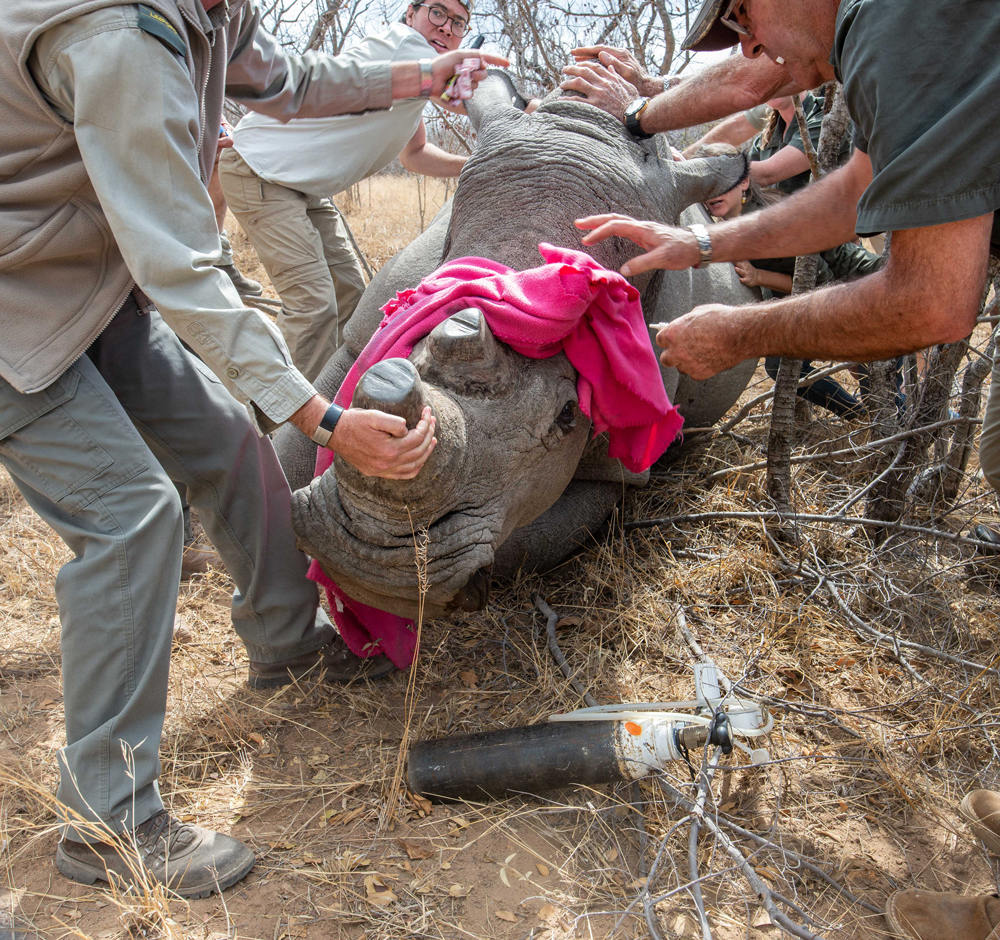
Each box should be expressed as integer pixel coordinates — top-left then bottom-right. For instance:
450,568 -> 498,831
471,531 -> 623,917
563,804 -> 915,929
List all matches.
960,790 -> 1000,855
247,633 -> 395,689
885,889 -> 1000,939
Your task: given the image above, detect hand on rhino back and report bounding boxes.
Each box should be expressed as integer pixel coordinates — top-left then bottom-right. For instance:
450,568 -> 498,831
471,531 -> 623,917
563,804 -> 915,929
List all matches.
278,75 -> 758,620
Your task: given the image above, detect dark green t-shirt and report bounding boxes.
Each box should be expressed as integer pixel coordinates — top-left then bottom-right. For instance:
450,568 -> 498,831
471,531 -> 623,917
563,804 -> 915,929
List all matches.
746,92 -> 852,196
832,0 -> 1000,247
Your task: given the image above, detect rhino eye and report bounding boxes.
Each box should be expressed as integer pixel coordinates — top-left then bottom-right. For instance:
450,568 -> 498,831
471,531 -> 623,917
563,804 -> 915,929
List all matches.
556,401 -> 577,431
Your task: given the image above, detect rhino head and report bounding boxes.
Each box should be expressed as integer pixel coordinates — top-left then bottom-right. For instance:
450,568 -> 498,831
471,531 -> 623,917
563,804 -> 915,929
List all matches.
288,74 -> 752,620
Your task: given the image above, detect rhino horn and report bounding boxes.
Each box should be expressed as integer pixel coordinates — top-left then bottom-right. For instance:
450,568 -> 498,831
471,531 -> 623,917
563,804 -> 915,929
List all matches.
352,357 -> 427,427
668,151 -> 749,214
466,68 -> 520,133
428,307 -> 499,363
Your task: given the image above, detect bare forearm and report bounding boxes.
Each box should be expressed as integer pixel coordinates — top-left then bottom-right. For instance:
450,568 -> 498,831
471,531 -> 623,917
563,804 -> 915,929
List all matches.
400,143 -> 465,178
754,268 -> 793,295
731,267 -> 975,364
641,57 -> 798,134
711,156 -> 870,263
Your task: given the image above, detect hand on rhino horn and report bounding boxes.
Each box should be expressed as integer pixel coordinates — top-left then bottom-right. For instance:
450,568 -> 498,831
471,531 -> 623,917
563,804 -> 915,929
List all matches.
575,213 -> 701,276
429,50 -> 510,100
331,405 -> 438,480
655,306 -> 749,382
559,61 -> 639,123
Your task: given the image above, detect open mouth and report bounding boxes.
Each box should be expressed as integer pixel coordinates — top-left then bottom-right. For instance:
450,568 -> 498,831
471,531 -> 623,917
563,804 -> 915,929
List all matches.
430,38 -> 449,52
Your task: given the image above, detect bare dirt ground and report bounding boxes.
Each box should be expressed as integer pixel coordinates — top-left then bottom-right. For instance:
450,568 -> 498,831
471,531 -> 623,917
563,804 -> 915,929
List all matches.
3,175 -> 1000,940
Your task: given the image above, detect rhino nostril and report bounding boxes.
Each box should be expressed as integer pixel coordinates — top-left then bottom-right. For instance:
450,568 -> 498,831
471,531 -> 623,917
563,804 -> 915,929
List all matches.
352,358 -> 427,427
449,564 -> 492,612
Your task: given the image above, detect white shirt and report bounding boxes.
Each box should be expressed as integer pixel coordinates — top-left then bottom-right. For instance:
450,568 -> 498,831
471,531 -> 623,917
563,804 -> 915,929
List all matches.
232,24 -> 433,198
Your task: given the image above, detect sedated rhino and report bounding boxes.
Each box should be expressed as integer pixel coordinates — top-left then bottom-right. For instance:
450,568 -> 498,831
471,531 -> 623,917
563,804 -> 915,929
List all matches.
275,73 -> 757,621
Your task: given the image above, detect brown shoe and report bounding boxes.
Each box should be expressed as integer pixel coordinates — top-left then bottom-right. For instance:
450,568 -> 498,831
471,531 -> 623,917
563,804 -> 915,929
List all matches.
181,538 -> 220,581
960,790 -> 1000,855
247,633 -> 395,689
55,811 -> 254,899
885,889 -> 1000,940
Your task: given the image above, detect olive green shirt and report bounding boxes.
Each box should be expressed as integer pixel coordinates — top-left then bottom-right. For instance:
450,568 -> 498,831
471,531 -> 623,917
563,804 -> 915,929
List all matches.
746,92 -> 852,196
832,0 -> 1000,248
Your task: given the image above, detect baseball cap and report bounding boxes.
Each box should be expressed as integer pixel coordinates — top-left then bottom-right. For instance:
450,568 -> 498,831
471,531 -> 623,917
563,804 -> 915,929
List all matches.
681,0 -> 741,53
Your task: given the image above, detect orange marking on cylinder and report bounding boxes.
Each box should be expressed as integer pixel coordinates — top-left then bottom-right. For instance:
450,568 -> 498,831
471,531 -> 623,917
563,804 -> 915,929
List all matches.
624,721 -> 642,736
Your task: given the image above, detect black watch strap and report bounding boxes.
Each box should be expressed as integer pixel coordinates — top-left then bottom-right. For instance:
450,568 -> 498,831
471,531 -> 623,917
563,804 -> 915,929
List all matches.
310,402 -> 345,448
624,98 -> 654,140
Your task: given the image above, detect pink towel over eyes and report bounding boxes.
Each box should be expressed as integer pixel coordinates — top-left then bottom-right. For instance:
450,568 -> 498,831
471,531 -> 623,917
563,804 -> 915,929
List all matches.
308,242 -> 683,668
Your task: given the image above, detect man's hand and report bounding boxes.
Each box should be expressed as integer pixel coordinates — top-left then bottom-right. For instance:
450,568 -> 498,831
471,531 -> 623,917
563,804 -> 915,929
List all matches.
559,61 -> 639,122
575,213 -> 700,275
429,51 -> 509,99
331,406 -> 437,479
569,46 -> 662,97
656,306 -> 747,380
290,395 -> 437,480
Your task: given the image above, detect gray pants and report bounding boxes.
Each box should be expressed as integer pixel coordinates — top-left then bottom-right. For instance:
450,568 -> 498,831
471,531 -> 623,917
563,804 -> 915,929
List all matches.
0,297 -> 332,840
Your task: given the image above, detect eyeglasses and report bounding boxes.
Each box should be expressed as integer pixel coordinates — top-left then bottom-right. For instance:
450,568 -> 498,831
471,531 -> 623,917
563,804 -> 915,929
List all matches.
413,3 -> 470,36
719,0 -> 751,37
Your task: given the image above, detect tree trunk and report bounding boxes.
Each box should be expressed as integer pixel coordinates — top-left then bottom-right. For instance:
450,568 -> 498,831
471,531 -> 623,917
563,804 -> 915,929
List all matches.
865,262 -> 998,530
764,88 -> 850,528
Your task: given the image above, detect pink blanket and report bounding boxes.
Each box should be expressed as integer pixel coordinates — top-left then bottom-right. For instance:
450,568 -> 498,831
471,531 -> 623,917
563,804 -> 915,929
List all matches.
309,243 -> 683,668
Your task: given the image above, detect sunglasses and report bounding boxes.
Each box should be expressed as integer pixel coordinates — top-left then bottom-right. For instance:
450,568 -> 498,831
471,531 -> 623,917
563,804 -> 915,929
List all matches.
719,0 -> 751,37
413,3 -> 470,37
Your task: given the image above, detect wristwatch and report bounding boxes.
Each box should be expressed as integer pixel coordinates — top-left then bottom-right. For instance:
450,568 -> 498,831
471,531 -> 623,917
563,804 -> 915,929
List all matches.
418,58 -> 434,98
688,223 -> 713,268
310,402 -> 345,448
623,97 -> 654,140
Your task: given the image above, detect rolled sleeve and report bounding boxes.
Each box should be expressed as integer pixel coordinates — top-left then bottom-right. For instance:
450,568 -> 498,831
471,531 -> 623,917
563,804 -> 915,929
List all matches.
225,4 -> 393,120
32,13 -> 315,432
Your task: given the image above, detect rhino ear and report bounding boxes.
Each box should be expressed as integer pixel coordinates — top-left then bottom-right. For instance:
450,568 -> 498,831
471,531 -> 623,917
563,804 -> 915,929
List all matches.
466,68 -> 521,133
667,152 -> 749,215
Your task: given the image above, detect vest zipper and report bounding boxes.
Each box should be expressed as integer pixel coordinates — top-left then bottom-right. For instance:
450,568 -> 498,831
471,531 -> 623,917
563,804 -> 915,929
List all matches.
178,7 -> 212,180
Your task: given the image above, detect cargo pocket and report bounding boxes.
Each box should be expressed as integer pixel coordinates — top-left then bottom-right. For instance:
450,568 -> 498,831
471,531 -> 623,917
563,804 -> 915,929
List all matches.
0,368 -> 150,516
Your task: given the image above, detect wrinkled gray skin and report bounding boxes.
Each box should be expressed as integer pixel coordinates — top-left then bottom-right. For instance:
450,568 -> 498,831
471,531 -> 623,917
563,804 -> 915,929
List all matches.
277,75 -> 757,620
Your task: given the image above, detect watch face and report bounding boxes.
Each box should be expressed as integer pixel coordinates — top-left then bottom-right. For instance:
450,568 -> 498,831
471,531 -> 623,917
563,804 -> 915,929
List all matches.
625,98 -> 647,118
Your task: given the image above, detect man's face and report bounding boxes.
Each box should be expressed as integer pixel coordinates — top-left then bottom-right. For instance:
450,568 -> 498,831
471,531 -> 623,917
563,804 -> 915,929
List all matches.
406,0 -> 468,54
728,0 -> 839,88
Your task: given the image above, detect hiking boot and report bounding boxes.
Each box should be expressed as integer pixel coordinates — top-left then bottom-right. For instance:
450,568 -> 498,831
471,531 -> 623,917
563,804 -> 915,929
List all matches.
885,889 -> 1000,939
181,537 -> 220,581
215,263 -> 262,297
960,789 -> 1000,855
247,633 -> 395,689
55,811 -> 254,899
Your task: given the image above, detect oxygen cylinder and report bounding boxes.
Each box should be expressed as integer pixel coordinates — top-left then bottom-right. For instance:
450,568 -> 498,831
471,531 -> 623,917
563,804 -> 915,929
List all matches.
407,717 -> 708,803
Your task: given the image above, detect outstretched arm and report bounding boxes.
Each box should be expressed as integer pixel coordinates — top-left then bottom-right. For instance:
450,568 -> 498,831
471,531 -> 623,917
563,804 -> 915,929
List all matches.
682,111 -> 760,157
562,48 -> 799,130
653,213 -> 992,380
577,148 -> 873,276
398,120 -> 466,178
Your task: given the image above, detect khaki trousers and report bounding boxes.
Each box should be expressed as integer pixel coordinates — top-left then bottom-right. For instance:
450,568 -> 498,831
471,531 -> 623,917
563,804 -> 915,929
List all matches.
218,148 -> 367,382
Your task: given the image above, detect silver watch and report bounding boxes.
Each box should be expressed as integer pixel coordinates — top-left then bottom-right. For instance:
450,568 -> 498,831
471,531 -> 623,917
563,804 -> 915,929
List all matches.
418,58 -> 434,98
689,223 -> 713,268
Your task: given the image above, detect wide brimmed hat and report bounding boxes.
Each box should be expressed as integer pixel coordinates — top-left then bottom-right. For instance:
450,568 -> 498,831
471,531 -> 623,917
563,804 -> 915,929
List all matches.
681,0 -> 741,53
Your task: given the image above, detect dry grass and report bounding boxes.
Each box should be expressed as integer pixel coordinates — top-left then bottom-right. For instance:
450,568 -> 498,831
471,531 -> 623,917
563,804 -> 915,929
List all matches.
3,173 -> 1000,939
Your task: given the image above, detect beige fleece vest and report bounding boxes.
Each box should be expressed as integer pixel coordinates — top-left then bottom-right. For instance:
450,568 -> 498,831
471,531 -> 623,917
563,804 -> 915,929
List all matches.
0,0 -> 242,394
